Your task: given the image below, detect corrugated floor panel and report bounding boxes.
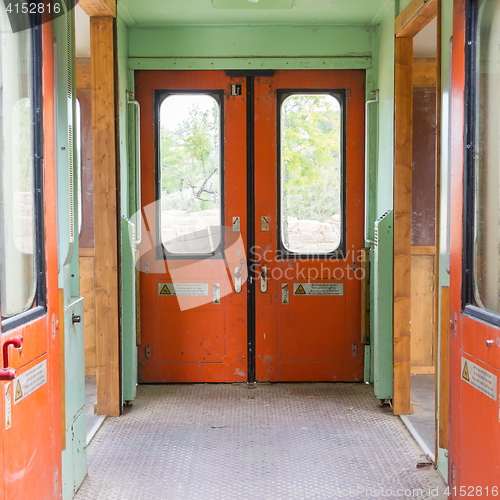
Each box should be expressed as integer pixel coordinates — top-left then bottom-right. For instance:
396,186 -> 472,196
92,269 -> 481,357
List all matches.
75,383 -> 447,500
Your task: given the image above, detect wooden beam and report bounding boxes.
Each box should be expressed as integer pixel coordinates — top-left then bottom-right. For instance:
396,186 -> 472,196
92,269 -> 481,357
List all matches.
79,0 -> 116,18
410,253 -> 436,368
411,245 -> 436,255
411,366 -> 436,375
91,16 -> 120,417
395,0 -> 438,38
413,58 -> 437,87
76,58 -> 91,89
393,37 -> 413,416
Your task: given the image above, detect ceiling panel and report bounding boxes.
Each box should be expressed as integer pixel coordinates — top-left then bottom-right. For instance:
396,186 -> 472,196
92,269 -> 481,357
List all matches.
119,0 -> 391,26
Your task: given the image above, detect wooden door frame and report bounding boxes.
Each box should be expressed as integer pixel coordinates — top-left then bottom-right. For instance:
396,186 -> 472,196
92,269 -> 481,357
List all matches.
393,0 -> 441,423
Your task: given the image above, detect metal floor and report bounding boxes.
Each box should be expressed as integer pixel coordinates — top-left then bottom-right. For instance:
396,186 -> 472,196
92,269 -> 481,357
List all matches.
85,376 -> 106,445
401,374 -> 436,459
75,383 -> 447,500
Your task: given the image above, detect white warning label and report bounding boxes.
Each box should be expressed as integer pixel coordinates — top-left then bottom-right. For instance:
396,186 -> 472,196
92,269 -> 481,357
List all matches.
461,357 -> 497,401
213,283 -> 221,305
232,217 -> 240,232
14,359 -> 48,405
281,283 -> 289,305
5,382 -> 11,429
158,283 -> 209,296
293,283 -> 344,296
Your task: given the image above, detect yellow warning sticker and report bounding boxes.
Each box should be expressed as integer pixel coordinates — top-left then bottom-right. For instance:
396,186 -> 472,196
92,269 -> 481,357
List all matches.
159,284 -> 172,295
295,284 -> 307,295
462,362 -> 470,382
461,357 -> 497,401
14,380 -> 23,403
5,382 -> 11,430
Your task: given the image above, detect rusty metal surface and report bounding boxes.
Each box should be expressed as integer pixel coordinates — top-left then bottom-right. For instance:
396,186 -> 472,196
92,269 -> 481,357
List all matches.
75,383 -> 447,500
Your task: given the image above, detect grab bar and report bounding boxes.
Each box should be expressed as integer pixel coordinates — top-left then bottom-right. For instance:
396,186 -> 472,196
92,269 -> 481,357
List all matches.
127,91 -> 142,244
365,90 -> 379,246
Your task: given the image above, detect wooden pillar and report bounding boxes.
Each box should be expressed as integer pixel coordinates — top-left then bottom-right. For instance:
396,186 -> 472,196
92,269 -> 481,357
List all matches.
393,37 -> 413,415
90,16 -> 120,416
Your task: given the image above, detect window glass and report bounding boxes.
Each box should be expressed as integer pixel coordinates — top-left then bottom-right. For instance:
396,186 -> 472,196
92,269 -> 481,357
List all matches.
159,94 -> 221,254
280,94 -> 342,254
473,0 -> 500,312
0,9 -> 37,318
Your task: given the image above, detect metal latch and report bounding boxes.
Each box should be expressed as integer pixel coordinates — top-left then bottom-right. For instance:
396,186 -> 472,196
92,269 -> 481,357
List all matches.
234,267 -> 242,293
256,259 -> 268,292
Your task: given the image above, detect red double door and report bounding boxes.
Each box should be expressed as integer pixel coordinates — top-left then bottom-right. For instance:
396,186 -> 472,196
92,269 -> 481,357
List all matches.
136,70 -> 365,383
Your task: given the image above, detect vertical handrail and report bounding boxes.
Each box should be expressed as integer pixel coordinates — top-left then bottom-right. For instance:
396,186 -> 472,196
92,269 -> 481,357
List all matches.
365,89 -> 379,246
127,91 -> 141,244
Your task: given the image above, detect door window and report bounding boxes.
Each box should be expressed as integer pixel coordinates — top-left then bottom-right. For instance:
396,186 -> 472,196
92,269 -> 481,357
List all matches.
467,0 -> 500,315
0,9 -> 44,325
279,93 -> 343,255
158,93 -> 222,255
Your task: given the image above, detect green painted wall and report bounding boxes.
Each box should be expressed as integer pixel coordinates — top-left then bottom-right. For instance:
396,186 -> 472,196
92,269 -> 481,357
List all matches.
375,3 -> 395,220
128,25 -> 374,70
117,13 -> 138,403
118,15 -> 130,218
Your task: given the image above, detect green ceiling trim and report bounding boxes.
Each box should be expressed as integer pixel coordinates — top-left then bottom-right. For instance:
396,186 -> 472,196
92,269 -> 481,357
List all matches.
128,56 -> 372,71
212,0 -> 294,9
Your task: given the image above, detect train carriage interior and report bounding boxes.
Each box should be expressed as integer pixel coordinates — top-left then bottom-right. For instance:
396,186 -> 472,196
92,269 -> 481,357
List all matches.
0,0 -> 499,498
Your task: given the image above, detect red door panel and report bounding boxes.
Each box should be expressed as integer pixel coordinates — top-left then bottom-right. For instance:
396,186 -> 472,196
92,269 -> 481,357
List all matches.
1,18 -> 62,500
277,285 -> 346,363
136,71 -> 248,383
449,0 -> 500,491
254,70 -> 365,382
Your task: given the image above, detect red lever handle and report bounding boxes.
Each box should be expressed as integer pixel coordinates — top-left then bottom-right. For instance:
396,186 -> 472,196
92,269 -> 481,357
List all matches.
255,259 -> 267,279
0,336 -> 23,381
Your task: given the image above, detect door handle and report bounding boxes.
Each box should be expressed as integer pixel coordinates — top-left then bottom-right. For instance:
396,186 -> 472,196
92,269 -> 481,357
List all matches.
0,336 -> 23,381
255,259 -> 268,292
234,266 -> 242,293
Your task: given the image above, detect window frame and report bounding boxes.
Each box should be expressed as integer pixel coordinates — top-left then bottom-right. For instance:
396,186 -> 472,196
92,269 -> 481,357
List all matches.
276,89 -> 346,260
462,0 -> 500,326
1,21 -> 46,331
154,89 -> 225,261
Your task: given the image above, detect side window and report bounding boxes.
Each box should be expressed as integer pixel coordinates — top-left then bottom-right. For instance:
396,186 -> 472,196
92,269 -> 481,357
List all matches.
466,0 -> 500,315
0,9 -> 45,326
279,93 -> 343,255
158,93 -> 222,256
